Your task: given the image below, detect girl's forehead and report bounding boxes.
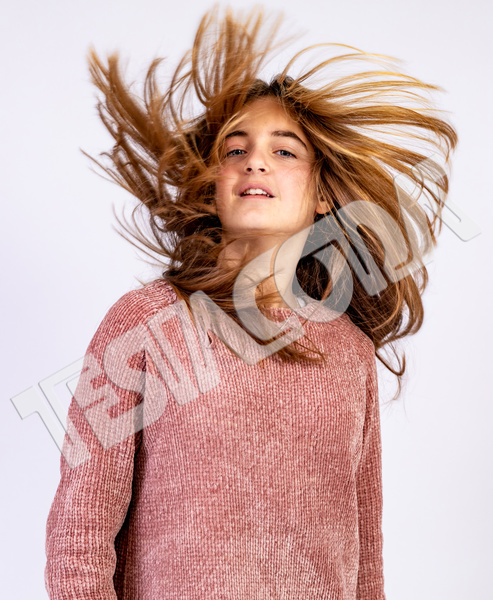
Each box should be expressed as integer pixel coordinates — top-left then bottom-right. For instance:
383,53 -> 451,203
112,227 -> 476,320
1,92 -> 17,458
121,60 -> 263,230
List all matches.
236,97 -> 298,128
228,97 -> 312,150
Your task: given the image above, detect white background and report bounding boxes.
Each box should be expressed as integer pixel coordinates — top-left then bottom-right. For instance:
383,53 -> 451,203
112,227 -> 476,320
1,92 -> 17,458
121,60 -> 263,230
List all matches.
1,0 -> 491,598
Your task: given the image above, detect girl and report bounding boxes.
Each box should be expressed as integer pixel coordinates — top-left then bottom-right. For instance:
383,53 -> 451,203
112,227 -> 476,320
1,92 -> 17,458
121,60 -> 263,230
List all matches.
45,7 -> 457,599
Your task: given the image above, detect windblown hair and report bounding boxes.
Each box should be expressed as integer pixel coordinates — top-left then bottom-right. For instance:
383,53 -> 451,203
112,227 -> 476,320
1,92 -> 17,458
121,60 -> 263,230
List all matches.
87,6 -> 457,398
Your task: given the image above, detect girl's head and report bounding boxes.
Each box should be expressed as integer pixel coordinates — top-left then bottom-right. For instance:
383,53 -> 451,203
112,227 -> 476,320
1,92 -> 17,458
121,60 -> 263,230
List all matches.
87,6 -> 457,394
214,95 -> 324,245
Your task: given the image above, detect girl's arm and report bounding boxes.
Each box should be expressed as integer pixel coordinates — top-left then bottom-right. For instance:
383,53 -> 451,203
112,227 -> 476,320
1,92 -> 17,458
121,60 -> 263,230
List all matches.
356,353 -> 386,600
44,293 -> 149,599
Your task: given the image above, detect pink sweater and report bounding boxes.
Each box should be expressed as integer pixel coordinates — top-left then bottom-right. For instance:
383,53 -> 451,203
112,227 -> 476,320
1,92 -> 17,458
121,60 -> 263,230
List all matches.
45,278 -> 386,599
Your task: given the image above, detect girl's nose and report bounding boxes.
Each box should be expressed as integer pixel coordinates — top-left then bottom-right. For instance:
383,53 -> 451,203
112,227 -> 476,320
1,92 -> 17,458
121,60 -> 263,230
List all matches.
244,149 -> 269,173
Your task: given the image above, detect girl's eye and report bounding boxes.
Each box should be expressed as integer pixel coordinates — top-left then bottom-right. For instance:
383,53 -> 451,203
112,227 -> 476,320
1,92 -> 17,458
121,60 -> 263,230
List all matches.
276,149 -> 296,158
225,148 -> 245,157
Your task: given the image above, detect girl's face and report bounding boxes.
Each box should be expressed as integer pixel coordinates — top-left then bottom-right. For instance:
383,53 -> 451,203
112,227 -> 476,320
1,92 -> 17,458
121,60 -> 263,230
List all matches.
215,97 -> 326,244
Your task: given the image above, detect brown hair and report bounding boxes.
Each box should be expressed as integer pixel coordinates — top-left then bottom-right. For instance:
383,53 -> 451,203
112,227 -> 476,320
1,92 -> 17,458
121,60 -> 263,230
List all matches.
86,6 -> 457,398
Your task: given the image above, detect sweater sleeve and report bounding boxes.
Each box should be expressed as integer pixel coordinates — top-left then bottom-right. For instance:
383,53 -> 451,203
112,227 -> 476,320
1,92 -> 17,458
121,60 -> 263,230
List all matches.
355,351 -> 386,600
45,293 -> 152,599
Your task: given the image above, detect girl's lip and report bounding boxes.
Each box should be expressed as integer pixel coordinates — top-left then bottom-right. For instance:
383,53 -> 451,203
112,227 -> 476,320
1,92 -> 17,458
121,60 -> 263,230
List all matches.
237,183 -> 275,197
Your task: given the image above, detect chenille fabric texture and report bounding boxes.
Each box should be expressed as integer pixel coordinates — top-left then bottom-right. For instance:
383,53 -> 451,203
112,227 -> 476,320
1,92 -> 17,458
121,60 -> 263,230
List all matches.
45,278 -> 386,599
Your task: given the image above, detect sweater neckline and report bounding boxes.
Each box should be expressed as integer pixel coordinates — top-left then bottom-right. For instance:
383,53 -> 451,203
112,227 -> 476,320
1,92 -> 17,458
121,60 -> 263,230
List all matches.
258,296 -> 345,325
155,278 -> 345,325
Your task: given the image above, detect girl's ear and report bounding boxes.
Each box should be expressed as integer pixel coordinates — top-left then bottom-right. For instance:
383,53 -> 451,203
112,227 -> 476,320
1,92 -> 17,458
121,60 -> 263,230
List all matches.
315,199 -> 330,215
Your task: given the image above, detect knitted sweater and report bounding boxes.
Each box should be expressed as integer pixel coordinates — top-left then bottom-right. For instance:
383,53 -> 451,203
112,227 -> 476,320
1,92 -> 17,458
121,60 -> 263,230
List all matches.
45,278 -> 386,599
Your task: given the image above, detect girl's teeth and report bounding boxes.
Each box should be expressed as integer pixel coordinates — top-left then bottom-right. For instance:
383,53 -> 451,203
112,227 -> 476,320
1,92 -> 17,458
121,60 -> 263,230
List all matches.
245,189 -> 268,195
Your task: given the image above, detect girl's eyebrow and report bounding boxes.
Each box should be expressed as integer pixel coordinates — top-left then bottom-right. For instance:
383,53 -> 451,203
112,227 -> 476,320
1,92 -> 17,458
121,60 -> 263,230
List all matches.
225,129 -> 308,150
271,130 -> 308,150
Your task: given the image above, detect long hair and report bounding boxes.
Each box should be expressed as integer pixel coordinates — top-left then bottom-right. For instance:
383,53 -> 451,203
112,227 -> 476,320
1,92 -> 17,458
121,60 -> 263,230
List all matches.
86,6 -> 457,398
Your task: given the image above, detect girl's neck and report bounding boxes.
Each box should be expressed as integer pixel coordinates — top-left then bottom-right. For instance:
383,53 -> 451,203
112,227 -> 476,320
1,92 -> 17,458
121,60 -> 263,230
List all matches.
217,233 -> 307,310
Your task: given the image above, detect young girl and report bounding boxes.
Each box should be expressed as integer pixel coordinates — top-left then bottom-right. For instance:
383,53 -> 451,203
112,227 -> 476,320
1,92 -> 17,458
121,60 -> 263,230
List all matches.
45,7 -> 457,599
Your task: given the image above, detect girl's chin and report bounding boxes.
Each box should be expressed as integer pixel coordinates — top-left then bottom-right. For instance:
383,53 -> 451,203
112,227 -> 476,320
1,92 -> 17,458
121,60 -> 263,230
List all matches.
222,227 -> 291,240
221,219 -> 293,235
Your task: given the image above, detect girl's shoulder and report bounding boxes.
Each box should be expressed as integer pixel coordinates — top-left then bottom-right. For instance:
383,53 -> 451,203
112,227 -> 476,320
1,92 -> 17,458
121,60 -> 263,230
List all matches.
87,278 -> 180,355
298,299 -> 376,361
107,277 -> 179,319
